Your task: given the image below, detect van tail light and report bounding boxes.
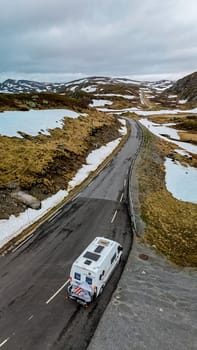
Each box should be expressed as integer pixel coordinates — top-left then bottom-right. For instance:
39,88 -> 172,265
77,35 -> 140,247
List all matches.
93,285 -> 97,290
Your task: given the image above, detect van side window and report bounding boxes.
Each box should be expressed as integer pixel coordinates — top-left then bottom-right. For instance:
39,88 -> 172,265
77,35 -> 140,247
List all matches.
111,253 -> 116,264
118,245 -> 123,253
99,270 -> 105,280
74,272 -> 81,280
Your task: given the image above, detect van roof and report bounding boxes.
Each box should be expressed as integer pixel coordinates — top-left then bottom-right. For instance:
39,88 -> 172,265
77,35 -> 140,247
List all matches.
73,237 -> 120,271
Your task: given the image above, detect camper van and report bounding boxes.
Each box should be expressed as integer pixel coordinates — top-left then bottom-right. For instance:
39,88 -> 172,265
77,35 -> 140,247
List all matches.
67,237 -> 123,305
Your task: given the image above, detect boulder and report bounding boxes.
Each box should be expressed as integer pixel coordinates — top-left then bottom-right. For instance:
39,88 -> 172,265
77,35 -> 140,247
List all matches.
11,191 -> 41,210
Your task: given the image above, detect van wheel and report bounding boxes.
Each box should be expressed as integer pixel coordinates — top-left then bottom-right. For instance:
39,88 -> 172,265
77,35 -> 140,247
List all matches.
119,255 -> 122,264
99,285 -> 105,295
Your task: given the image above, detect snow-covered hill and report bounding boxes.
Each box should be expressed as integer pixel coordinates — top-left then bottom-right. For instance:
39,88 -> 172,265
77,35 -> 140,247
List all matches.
0,79 -> 67,93
0,77 -> 173,94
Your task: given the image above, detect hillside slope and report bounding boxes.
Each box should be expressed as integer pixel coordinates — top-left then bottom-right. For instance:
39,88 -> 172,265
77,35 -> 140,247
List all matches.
167,71 -> 197,102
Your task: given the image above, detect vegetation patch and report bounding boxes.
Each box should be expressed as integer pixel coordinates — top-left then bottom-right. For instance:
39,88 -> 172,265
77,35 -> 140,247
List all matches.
137,128 -> 197,267
0,91 -> 92,112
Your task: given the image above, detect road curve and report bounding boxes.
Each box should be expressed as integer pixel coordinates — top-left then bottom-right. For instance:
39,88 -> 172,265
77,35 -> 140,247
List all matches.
0,119 -> 142,350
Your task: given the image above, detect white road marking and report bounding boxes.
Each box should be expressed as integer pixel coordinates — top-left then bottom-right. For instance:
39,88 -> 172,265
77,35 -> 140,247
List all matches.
0,338 -> 10,347
46,279 -> 70,304
48,210 -> 62,223
124,179 -> 126,187
120,193 -> 124,202
28,315 -> 34,321
111,210 -> 117,223
71,194 -> 80,202
12,234 -> 34,253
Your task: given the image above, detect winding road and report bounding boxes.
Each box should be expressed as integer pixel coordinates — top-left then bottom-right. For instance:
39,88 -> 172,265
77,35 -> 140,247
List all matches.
0,119 -> 142,350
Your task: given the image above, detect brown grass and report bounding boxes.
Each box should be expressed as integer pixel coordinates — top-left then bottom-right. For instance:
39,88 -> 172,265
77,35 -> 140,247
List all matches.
110,99 -> 139,109
0,110 -> 121,218
178,131 -> 197,144
0,91 -> 92,112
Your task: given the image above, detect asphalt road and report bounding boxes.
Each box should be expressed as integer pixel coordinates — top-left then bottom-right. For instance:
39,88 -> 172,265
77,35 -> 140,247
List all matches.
0,119 -> 142,350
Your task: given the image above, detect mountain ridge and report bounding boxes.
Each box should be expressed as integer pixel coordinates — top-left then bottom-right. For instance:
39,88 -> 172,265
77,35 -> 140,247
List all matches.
0,76 -> 173,94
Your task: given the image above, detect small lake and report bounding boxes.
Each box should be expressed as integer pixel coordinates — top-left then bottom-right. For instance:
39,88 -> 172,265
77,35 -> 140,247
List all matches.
0,109 -> 81,137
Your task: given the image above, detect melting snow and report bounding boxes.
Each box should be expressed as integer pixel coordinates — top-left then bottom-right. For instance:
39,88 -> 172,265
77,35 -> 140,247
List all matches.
96,106 -> 197,115
81,86 -> 97,93
140,119 -> 180,140
168,95 -> 177,99
118,118 -> 127,135
175,149 -> 190,157
95,93 -> 135,99
97,107 -> 139,113
69,86 -> 77,92
0,109 -> 81,137
68,139 -> 121,190
115,79 -> 141,85
90,99 -> 113,107
179,99 -> 188,104
165,158 -> 197,203
139,118 -> 197,154
135,107 -> 197,116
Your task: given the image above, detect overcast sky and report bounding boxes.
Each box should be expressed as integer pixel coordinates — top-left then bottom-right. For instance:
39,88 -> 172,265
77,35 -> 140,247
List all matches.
0,0 -> 197,82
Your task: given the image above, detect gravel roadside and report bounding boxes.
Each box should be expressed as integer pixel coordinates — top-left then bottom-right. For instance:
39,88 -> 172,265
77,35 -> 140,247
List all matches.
88,238 -> 197,350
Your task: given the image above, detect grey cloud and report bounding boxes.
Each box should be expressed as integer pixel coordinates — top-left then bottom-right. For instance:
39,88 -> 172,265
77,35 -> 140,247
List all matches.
0,0 -> 197,81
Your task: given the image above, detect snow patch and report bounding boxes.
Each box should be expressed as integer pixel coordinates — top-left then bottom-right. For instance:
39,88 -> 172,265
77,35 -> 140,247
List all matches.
179,99 -> 188,104
118,118 -> 127,135
165,158 -> 197,203
135,107 -> 197,116
139,118 -> 197,154
95,93 -> 135,99
140,119 -> 180,140
69,86 -> 77,92
89,99 -> 113,107
68,138 -> 121,190
81,86 -> 97,93
0,109 -> 81,137
168,95 -> 177,99
175,149 -> 190,157
115,79 -> 141,85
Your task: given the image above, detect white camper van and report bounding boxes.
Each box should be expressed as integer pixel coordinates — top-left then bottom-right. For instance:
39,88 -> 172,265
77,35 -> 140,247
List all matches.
67,237 -> 123,305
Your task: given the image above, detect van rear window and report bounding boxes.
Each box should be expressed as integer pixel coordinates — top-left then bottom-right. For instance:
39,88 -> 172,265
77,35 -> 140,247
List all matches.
86,277 -> 92,285
74,272 -> 81,280
83,251 -> 100,261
